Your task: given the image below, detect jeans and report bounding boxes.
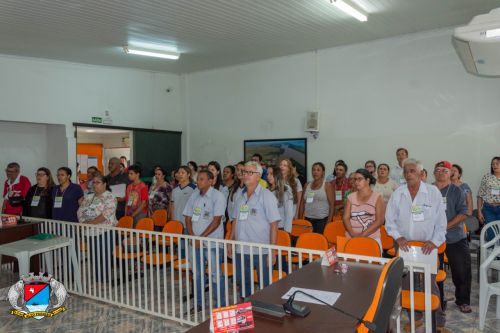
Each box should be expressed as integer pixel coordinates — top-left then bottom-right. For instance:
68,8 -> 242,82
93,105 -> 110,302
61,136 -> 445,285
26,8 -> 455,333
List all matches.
445,238 -> 471,305
483,203 -> 500,241
305,216 -> 329,234
235,254 -> 269,298
191,247 -> 226,307
89,232 -> 110,282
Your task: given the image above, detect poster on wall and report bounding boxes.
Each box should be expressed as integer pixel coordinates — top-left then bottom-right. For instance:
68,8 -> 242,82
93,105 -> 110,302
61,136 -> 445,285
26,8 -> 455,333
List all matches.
244,138 -> 307,183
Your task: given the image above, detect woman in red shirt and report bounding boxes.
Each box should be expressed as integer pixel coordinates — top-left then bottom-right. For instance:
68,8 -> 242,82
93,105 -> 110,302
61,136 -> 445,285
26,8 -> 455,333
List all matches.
125,164 -> 148,226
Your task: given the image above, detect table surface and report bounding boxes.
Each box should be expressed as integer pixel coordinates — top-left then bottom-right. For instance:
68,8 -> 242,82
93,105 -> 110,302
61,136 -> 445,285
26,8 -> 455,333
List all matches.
0,236 -> 71,256
186,260 -> 383,333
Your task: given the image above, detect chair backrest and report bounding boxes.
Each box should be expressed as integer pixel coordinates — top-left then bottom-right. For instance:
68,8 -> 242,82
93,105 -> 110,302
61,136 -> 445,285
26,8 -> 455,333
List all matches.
116,216 -> 133,229
406,240 -> 446,254
151,209 -> 168,227
380,225 -> 394,250
344,237 -> 381,257
277,230 -> 291,247
336,236 -> 348,252
296,233 -> 329,251
358,257 -> 404,333
480,220 -> 500,246
323,221 -> 345,245
226,220 -> 233,234
291,219 -> 313,237
162,220 -> 183,234
135,218 -> 154,231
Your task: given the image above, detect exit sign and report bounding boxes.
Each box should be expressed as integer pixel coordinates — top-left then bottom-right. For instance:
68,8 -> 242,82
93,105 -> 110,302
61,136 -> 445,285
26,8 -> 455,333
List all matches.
91,117 -> 103,124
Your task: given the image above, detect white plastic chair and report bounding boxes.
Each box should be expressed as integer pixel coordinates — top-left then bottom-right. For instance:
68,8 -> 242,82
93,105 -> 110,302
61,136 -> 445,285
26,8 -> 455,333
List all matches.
480,221 -> 500,276
479,246 -> 500,330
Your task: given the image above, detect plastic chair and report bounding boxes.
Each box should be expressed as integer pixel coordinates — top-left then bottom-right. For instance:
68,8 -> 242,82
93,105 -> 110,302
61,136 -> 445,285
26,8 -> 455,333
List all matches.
479,246 -> 500,330
117,216 -> 134,229
114,218 -> 154,260
480,221 -> 500,272
323,221 -> 345,247
292,233 -> 328,263
344,237 -> 381,257
151,209 -> 168,228
291,219 -> 313,237
135,217 -> 154,238
336,236 -> 348,253
380,225 -> 395,251
155,220 -> 184,245
143,221 -> 184,265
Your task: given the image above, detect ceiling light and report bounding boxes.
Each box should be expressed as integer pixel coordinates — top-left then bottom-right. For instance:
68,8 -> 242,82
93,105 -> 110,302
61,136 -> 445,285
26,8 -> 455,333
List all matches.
330,0 -> 367,22
85,129 -> 96,133
123,46 -> 180,60
486,28 -> 500,38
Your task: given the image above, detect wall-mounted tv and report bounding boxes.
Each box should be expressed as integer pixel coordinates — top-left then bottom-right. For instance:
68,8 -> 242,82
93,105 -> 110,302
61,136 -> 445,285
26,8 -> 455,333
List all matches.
244,138 -> 307,183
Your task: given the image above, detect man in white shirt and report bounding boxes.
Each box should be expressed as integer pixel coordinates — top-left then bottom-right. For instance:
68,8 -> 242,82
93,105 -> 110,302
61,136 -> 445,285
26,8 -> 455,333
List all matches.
385,158 -> 448,333
183,170 -> 227,310
390,147 -> 409,185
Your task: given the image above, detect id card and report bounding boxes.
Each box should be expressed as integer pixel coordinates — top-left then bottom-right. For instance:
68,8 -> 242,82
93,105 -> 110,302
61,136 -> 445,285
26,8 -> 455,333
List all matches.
54,196 -> 63,208
306,191 -> 315,203
442,197 -> 447,211
411,204 -> 424,222
31,196 -> 41,207
192,207 -> 202,222
239,204 -> 249,221
127,197 -> 134,206
492,187 -> 500,196
335,190 -> 342,201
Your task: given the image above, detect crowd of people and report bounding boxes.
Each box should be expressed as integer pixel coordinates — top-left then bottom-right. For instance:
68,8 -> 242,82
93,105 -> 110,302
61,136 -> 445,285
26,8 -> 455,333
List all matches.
2,150 -> 500,331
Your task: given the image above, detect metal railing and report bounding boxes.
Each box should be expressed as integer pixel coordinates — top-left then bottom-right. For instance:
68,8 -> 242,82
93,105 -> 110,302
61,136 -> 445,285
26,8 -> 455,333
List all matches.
1,216 -> 434,332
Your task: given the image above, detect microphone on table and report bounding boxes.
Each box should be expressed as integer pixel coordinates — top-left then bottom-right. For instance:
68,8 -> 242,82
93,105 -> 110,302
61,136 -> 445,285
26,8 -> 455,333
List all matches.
282,290 -> 377,332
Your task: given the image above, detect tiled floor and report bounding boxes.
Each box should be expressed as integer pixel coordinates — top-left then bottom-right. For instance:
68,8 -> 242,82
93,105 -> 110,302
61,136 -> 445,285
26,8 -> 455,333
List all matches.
1,252 -> 499,332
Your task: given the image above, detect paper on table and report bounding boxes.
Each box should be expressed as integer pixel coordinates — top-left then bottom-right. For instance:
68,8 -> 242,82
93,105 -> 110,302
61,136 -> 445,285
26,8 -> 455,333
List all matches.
399,246 -> 437,274
109,184 -> 126,198
281,287 -> 341,306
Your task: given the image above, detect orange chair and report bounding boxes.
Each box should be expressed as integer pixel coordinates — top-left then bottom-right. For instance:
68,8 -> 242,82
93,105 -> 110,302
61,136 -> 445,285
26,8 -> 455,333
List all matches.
358,257 -> 404,333
336,236 -> 348,253
292,233 -> 329,263
291,219 -> 313,238
155,220 -> 184,245
114,218 -> 154,260
117,216 -> 134,229
331,215 -> 343,223
151,209 -> 168,228
226,220 -> 233,234
135,217 -> 154,238
323,221 -> 346,247
344,237 -> 381,257
380,225 -> 395,251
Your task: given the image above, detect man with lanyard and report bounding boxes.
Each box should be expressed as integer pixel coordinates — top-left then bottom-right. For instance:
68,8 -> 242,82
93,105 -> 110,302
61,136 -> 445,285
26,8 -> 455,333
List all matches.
228,161 -> 280,299
390,147 -> 409,186
105,157 -> 130,219
385,158 -> 448,333
2,162 -> 31,215
183,170 -> 226,311
433,160 -> 471,314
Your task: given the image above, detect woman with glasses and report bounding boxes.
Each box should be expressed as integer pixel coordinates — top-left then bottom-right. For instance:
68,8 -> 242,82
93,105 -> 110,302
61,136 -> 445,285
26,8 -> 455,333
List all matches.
343,169 -> 384,248
23,167 -> 55,218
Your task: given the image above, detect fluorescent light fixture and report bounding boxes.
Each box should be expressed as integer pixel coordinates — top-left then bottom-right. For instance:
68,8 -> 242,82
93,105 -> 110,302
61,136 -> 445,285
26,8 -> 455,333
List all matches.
85,129 -> 96,133
486,28 -> 500,38
123,46 -> 180,60
330,0 -> 367,22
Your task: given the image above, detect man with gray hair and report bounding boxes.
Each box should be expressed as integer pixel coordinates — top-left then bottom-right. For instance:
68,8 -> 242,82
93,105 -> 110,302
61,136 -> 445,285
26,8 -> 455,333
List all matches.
228,161 -> 280,298
385,158 -> 448,332
105,157 -> 131,219
2,162 -> 31,215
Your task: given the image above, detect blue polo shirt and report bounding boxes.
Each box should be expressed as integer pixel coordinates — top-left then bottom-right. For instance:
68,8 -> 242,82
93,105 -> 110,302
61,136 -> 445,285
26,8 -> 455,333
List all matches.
51,183 -> 84,222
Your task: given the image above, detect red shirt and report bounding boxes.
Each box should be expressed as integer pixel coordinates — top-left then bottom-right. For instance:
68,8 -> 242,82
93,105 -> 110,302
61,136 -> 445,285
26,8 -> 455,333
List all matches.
330,177 -> 350,206
3,175 -> 31,215
125,181 -> 148,215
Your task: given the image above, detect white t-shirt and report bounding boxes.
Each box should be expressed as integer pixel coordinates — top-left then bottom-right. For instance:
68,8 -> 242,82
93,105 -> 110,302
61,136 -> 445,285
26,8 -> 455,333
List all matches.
373,179 -> 399,203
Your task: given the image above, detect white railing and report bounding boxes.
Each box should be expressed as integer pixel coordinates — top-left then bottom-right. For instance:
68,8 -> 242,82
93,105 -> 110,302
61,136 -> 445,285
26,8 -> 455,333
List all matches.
2,216 -> 434,332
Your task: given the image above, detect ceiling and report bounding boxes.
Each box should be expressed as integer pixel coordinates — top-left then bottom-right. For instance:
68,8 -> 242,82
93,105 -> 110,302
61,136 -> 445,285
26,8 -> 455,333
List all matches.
1,0 -> 499,74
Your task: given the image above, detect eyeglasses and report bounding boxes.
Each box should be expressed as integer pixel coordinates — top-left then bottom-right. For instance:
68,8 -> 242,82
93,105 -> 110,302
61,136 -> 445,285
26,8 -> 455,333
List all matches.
242,170 -> 261,176
353,177 -> 366,182
36,172 -> 47,177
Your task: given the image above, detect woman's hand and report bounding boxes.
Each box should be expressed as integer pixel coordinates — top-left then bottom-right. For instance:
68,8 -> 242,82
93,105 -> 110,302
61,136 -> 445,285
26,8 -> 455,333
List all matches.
478,211 -> 485,224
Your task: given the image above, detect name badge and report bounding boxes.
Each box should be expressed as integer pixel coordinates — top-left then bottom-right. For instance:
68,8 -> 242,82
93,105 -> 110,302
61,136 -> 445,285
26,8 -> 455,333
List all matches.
492,188 -> 500,196
192,207 -> 202,222
54,196 -> 63,208
31,196 -> 41,207
239,204 -> 249,221
335,190 -> 342,201
127,197 -> 134,206
411,204 -> 424,222
306,191 -> 315,203
442,197 -> 447,211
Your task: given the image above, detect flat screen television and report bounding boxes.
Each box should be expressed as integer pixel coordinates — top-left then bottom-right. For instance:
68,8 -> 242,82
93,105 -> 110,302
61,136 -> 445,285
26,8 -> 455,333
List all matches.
244,138 -> 307,183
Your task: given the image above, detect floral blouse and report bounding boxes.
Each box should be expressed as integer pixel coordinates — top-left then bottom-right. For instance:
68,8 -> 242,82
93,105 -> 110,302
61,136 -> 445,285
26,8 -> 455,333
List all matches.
77,191 -> 117,226
478,173 -> 500,204
148,182 -> 172,215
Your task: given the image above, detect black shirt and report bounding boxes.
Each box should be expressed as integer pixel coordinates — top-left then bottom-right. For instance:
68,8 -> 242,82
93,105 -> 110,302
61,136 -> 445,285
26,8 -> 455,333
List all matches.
23,185 -> 53,219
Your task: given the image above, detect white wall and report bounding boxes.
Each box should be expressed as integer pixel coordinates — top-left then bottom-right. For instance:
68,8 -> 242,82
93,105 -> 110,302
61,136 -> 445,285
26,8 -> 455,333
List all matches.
0,55 -> 185,174
185,28 -> 500,196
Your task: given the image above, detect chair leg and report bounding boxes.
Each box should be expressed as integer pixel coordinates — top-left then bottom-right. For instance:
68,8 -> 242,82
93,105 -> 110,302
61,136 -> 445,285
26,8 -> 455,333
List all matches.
432,310 -> 437,333
479,287 -> 490,330
497,292 -> 500,319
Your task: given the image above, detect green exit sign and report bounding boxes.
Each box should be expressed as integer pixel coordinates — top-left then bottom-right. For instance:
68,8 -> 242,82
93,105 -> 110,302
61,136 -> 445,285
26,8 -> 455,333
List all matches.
91,117 -> 103,124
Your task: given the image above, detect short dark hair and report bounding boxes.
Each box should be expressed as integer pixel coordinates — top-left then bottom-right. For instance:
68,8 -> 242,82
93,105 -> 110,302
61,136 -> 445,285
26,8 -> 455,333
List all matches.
312,162 -> 325,172
396,147 -> 409,156
57,166 -> 72,177
198,169 -> 214,180
452,164 -> 463,177
6,162 -> 20,171
377,163 -> 390,172
128,164 -> 142,175
188,161 -> 198,170
87,166 -> 98,173
491,157 -> 500,175
252,153 -> 263,162
120,156 -> 127,160
365,160 -> 376,168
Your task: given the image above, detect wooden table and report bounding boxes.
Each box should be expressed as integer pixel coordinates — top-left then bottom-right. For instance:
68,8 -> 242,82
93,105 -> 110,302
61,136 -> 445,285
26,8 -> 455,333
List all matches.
0,221 -> 41,272
186,260 -> 383,333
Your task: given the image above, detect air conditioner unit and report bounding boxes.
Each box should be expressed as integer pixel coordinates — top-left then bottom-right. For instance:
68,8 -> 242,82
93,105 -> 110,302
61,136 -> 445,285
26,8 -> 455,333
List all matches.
453,7 -> 500,76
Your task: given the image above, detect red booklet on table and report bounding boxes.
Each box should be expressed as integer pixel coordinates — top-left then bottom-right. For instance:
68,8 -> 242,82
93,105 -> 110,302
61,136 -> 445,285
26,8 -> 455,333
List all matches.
211,302 -> 255,333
